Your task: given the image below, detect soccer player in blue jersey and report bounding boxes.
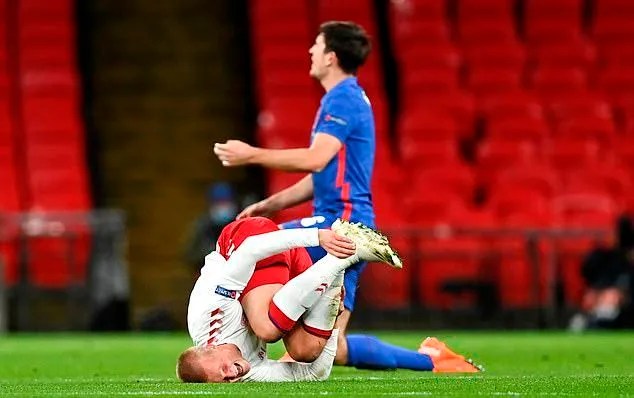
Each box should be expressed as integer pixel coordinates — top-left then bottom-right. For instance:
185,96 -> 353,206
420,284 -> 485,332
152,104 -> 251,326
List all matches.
213,21 -> 479,373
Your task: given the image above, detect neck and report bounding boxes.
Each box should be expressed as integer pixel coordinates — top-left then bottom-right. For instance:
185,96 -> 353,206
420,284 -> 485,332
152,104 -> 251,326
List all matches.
320,70 -> 353,92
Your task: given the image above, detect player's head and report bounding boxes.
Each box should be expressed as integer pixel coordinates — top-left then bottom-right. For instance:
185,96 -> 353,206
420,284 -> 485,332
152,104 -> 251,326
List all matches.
309,21 -> 371,80
176,344 -> 251,383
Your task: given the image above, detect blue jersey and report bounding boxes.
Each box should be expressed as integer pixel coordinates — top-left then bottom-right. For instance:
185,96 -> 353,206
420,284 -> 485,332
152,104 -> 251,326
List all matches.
311,77 -> 375,228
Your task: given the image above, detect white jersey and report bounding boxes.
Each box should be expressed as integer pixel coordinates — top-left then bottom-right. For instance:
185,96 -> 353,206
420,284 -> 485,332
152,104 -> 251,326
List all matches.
187,227 -> 338,382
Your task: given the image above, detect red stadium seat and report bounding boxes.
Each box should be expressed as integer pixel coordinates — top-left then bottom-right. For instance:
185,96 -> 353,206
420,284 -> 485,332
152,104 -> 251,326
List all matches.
475,139 -> 541,185
458,19 -> 518,46
494,164 -> 560,199
529,40 -> 597,68
598,42 -> 634,69
479,91 -> 544,121
399,139 -> 461,168
410,164 -> 477,202
397,108 -> 460,144
468,67 -> 522,97
0,149 -> 21,212
401,64 -> 459,94
463,42 -> 527,70
29,169 -> 91,211
457,0 -> 514,23
389,0 -> 450,48
614,136 -> 634,169
546,96 -> 612,125
256,97 -> 317,148
488,187 -> 550,221
524,0 -> 584,45
597,66 -> 634,102
402,191 -> 468,226
403,90 -> 476,137
530,66 -> 587,99
561,165 -> 632,202
418,237 -> 489,309
486,116 -> 550,144
555,115 -> 617,148
545,138 -> 605,172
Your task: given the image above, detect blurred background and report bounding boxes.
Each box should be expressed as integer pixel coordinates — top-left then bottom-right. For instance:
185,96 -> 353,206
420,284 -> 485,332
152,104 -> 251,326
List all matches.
0,0 -> 633,333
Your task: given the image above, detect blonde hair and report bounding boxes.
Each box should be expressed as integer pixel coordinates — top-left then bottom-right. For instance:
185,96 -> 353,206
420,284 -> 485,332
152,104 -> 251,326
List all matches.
176,347 -> 208,383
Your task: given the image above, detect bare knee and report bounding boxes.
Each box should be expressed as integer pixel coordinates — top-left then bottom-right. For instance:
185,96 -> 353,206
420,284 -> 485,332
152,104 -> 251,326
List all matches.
251,319 -> 283,343
287,338 -> 323,363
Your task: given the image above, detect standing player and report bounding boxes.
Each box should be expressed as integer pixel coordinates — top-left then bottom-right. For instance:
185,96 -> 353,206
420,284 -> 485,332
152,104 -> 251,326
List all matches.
213,21 -> 478,372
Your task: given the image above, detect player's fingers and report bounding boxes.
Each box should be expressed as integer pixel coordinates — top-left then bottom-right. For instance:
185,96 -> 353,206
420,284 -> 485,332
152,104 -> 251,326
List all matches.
332,233 -> 353,244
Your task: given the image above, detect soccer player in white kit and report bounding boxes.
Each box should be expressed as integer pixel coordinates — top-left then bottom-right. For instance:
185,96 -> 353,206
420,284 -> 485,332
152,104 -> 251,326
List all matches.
178,217 -> 401,382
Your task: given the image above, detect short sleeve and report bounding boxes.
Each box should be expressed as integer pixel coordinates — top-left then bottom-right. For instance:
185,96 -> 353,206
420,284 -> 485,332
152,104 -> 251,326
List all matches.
314,97 -> 353,142
216,217 -> 280,260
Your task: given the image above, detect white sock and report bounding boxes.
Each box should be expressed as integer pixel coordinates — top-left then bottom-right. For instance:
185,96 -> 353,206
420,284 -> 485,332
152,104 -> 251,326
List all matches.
302,271 -> 344,336
268,254 -> 358,332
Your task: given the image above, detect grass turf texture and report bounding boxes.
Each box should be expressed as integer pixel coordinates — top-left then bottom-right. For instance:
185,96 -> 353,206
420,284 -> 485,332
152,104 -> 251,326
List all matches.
1,332 -> 633,397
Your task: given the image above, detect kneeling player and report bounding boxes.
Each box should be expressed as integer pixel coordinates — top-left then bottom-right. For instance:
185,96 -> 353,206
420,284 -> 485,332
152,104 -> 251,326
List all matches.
177,217 -> 401,382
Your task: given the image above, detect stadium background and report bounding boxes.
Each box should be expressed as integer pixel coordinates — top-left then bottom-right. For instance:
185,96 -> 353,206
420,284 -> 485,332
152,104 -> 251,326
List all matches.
0,0 -> 633,332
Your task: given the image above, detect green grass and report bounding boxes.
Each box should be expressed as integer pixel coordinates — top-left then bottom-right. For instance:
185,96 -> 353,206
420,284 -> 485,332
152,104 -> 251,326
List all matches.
1,331 -> 633,397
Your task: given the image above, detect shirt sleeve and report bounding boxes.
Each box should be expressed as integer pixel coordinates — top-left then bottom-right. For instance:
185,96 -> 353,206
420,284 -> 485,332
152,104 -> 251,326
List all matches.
314,97 -> 352,143
221,228 -> 320,290
240,330 -> 339,382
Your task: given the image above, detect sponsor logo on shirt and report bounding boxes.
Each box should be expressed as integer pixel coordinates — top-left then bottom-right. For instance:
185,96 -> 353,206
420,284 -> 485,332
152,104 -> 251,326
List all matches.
324,114 -> 347,126
215,285 -> 238,299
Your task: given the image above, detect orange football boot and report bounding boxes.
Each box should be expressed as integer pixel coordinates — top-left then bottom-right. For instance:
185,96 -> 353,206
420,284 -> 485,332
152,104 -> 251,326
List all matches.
418,337 -> 484,373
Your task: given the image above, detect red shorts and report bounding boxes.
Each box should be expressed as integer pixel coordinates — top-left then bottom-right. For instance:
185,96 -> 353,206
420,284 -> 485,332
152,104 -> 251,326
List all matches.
241,246 -> 313,299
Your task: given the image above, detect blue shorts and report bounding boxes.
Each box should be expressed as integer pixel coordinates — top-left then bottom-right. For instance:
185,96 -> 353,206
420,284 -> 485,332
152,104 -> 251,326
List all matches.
279,216 -> 367,312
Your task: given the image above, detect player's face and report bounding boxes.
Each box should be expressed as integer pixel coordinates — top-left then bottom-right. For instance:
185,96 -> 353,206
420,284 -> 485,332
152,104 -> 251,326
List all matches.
199,345 -> 251,383
309,34 -> 334,80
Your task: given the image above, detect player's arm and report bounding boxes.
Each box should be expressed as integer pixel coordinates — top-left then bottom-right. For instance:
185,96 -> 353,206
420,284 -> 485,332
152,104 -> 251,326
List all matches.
222,230 -> 353,289
237,174 -> 313,219
240,330 -> 339,382
214,133 -> 342,172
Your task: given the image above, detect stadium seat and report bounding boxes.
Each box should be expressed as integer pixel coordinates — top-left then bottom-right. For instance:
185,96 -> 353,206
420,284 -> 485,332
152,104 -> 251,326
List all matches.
545,138 -> 605,172
410,164 -> 477,202
402,91 -> 476,137
546,96 -> 612,125
493,164 -> 560,199
467,67 -> 522,98
388,0 -> 450,51
256,97 -> 317,148
487,187 -> 550,221
475,139 -> 540,186
561,165 -> 632,203
529,40 -> 597,68
530,65 -> 587,99
463,41 -> 527,71
555,115 -> 617,148
597,66 -> 634,102
401,64 -> 459,94
29,169 -> 91,211
598,42 -> 634,69
418,237 -> 490,310
0,149 -> 21,212
399,139 -> 461,169
458,19 -> 518,46
479,91 -> 544,121
397,108 -> 460,145
485,116 -> 550,145
524,0 -> 583,45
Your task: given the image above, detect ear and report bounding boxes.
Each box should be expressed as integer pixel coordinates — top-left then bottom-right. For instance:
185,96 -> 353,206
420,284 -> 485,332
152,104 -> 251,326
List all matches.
326,51 -> 337,67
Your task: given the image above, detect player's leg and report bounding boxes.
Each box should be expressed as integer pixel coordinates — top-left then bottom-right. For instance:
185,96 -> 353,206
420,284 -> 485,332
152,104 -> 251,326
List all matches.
281,271 -> 344,362
333,259 -> 435,370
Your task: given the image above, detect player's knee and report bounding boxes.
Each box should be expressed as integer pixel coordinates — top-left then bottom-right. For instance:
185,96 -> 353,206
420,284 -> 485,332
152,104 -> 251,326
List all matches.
250,319 -> 283,343
287,340 -> 322,363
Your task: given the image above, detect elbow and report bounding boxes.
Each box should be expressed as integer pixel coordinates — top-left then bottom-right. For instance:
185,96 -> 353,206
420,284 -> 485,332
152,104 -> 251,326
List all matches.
306,159 -> 329,173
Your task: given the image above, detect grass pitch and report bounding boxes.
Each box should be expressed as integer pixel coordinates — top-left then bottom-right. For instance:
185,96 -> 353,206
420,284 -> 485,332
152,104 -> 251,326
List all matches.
1,331 -> 633,397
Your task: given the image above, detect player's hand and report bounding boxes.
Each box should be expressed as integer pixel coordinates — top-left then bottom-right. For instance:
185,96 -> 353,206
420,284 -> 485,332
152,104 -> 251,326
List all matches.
318,229 -> 356,259
213,140 -> 257,166
236,200 -> 272,219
